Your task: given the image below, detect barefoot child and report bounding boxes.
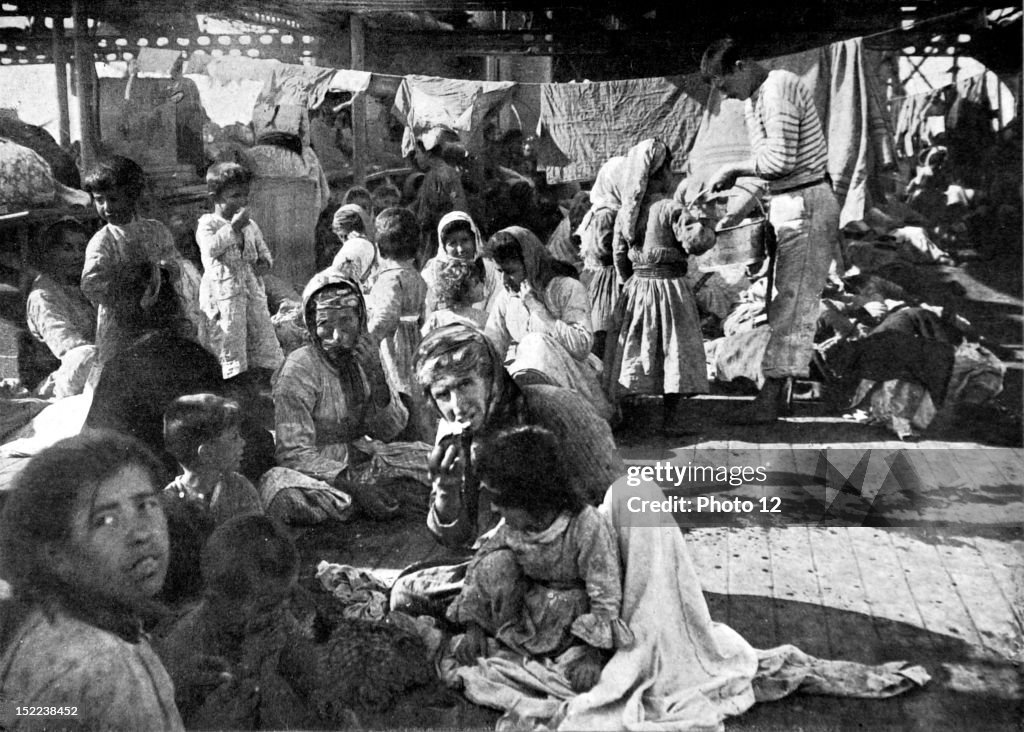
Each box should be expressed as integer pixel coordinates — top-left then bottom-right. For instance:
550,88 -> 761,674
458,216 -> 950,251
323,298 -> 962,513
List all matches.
197,162 -> 284,379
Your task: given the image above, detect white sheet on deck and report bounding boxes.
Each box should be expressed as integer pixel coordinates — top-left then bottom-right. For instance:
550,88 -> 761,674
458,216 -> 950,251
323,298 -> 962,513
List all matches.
442,477 -> 930,731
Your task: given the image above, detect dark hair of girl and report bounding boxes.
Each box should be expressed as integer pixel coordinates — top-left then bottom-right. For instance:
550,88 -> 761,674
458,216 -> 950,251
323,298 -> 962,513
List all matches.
474,425 -> 582,516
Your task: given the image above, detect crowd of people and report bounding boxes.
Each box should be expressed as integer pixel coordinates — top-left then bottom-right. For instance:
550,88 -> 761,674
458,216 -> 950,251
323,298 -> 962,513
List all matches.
0,34 -> 1005,729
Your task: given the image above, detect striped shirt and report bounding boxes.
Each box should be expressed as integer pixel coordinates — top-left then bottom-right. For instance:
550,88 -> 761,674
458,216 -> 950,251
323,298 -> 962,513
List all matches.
745,69 -> 828,192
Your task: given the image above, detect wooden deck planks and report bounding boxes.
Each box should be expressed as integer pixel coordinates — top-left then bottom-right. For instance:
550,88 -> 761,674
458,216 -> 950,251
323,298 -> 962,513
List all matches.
931,536 -> 1023,660
724,527 -> 778,647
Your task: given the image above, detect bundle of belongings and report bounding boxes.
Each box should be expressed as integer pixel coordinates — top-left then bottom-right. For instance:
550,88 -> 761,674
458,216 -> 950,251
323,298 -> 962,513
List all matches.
704,266 -> 1006,441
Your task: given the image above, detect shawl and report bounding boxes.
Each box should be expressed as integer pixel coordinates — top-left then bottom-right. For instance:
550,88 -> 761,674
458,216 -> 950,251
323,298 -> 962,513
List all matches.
613,139 -> 669,247
576,155 -> 626,265
414,323 -> 519,433
435,210 -> 485,263
300,269 -> 372,417
494,225 -> 559,292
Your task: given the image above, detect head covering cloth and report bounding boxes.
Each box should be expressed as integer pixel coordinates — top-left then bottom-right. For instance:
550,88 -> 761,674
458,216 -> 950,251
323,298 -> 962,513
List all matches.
491,225 -> 558,292
435,210 -> 485,264
613,139 -> 669,248
415,324 -> 517,430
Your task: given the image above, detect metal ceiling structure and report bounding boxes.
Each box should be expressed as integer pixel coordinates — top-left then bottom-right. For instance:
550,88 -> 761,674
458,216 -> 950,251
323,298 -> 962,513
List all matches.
0,1 -> 1019,72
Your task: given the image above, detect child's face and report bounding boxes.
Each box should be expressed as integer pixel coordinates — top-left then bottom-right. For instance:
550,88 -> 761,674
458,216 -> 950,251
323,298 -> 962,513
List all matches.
487,498 -> 557,533
53,230 -> 90,281
92,186 -> 136,225
443,229 -> 477,261
216,184 -> 250,219
200,424 -> 246,475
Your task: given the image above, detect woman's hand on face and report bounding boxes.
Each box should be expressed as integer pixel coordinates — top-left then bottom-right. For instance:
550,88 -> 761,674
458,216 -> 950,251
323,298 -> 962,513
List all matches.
428,439 -> 465,498
352,334 -> 390,403
519,278 -> 544,312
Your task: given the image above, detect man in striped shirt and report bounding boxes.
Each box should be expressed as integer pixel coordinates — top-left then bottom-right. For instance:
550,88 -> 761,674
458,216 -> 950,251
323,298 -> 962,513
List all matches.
703,37 -> 841,424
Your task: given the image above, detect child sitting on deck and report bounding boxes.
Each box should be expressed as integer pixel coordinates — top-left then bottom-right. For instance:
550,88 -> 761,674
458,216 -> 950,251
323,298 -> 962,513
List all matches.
420,259 -> 487,335
447,425 -> 632,693
196,162 -> 284,380
159,393 -> 263,602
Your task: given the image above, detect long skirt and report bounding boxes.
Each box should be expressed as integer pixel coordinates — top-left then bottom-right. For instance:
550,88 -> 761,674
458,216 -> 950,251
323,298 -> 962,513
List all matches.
611,275 -> 709,396
581,265 -> 618,332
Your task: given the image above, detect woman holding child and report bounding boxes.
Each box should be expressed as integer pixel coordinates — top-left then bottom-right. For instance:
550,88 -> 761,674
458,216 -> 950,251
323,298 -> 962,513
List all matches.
421,211 -> 502,318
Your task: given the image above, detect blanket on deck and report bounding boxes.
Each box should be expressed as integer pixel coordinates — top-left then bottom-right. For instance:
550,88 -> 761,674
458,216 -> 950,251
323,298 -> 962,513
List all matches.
440,478 -> 930,730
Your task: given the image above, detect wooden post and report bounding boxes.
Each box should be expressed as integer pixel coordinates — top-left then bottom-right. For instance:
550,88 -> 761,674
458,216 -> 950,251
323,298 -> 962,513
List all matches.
349,14 -> 368,185
51,16 -> 71,147
71,0 -> 98,170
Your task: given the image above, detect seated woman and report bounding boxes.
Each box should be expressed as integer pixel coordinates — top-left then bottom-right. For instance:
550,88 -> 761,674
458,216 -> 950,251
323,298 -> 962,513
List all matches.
267,269 -> 431,524
389,325 -> 623,619
24,219 -> 97,399
446,425 -> 631,693
0,431 -> 182,730
421,210 -> 502,319
484,226 -> 613,422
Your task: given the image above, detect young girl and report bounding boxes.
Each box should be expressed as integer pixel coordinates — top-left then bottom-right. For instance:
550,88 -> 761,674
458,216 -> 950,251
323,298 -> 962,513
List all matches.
80,155 -> 207,366
448,425 -> 631,693
330,203 -> 378,291
420,259 -> 487,335
366,207 -> 429,440
607,194 -> 716,436
0,431 -> 182,730
421,210 -> 502,318
196,162 -> 284,380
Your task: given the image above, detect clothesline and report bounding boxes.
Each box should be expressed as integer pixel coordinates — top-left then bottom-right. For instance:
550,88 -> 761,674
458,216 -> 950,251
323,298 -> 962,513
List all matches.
886,70 -> 990,104
191,8 -> 977,93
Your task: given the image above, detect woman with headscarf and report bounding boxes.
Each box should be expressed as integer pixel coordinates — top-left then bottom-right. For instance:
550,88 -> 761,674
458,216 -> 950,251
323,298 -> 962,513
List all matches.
329,203 -> 378,290
576,156 -> 626,357
264,269 -> 431,525
484,226 -> 613,422
388,324 -> 623,618
421,210 -> 503,319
